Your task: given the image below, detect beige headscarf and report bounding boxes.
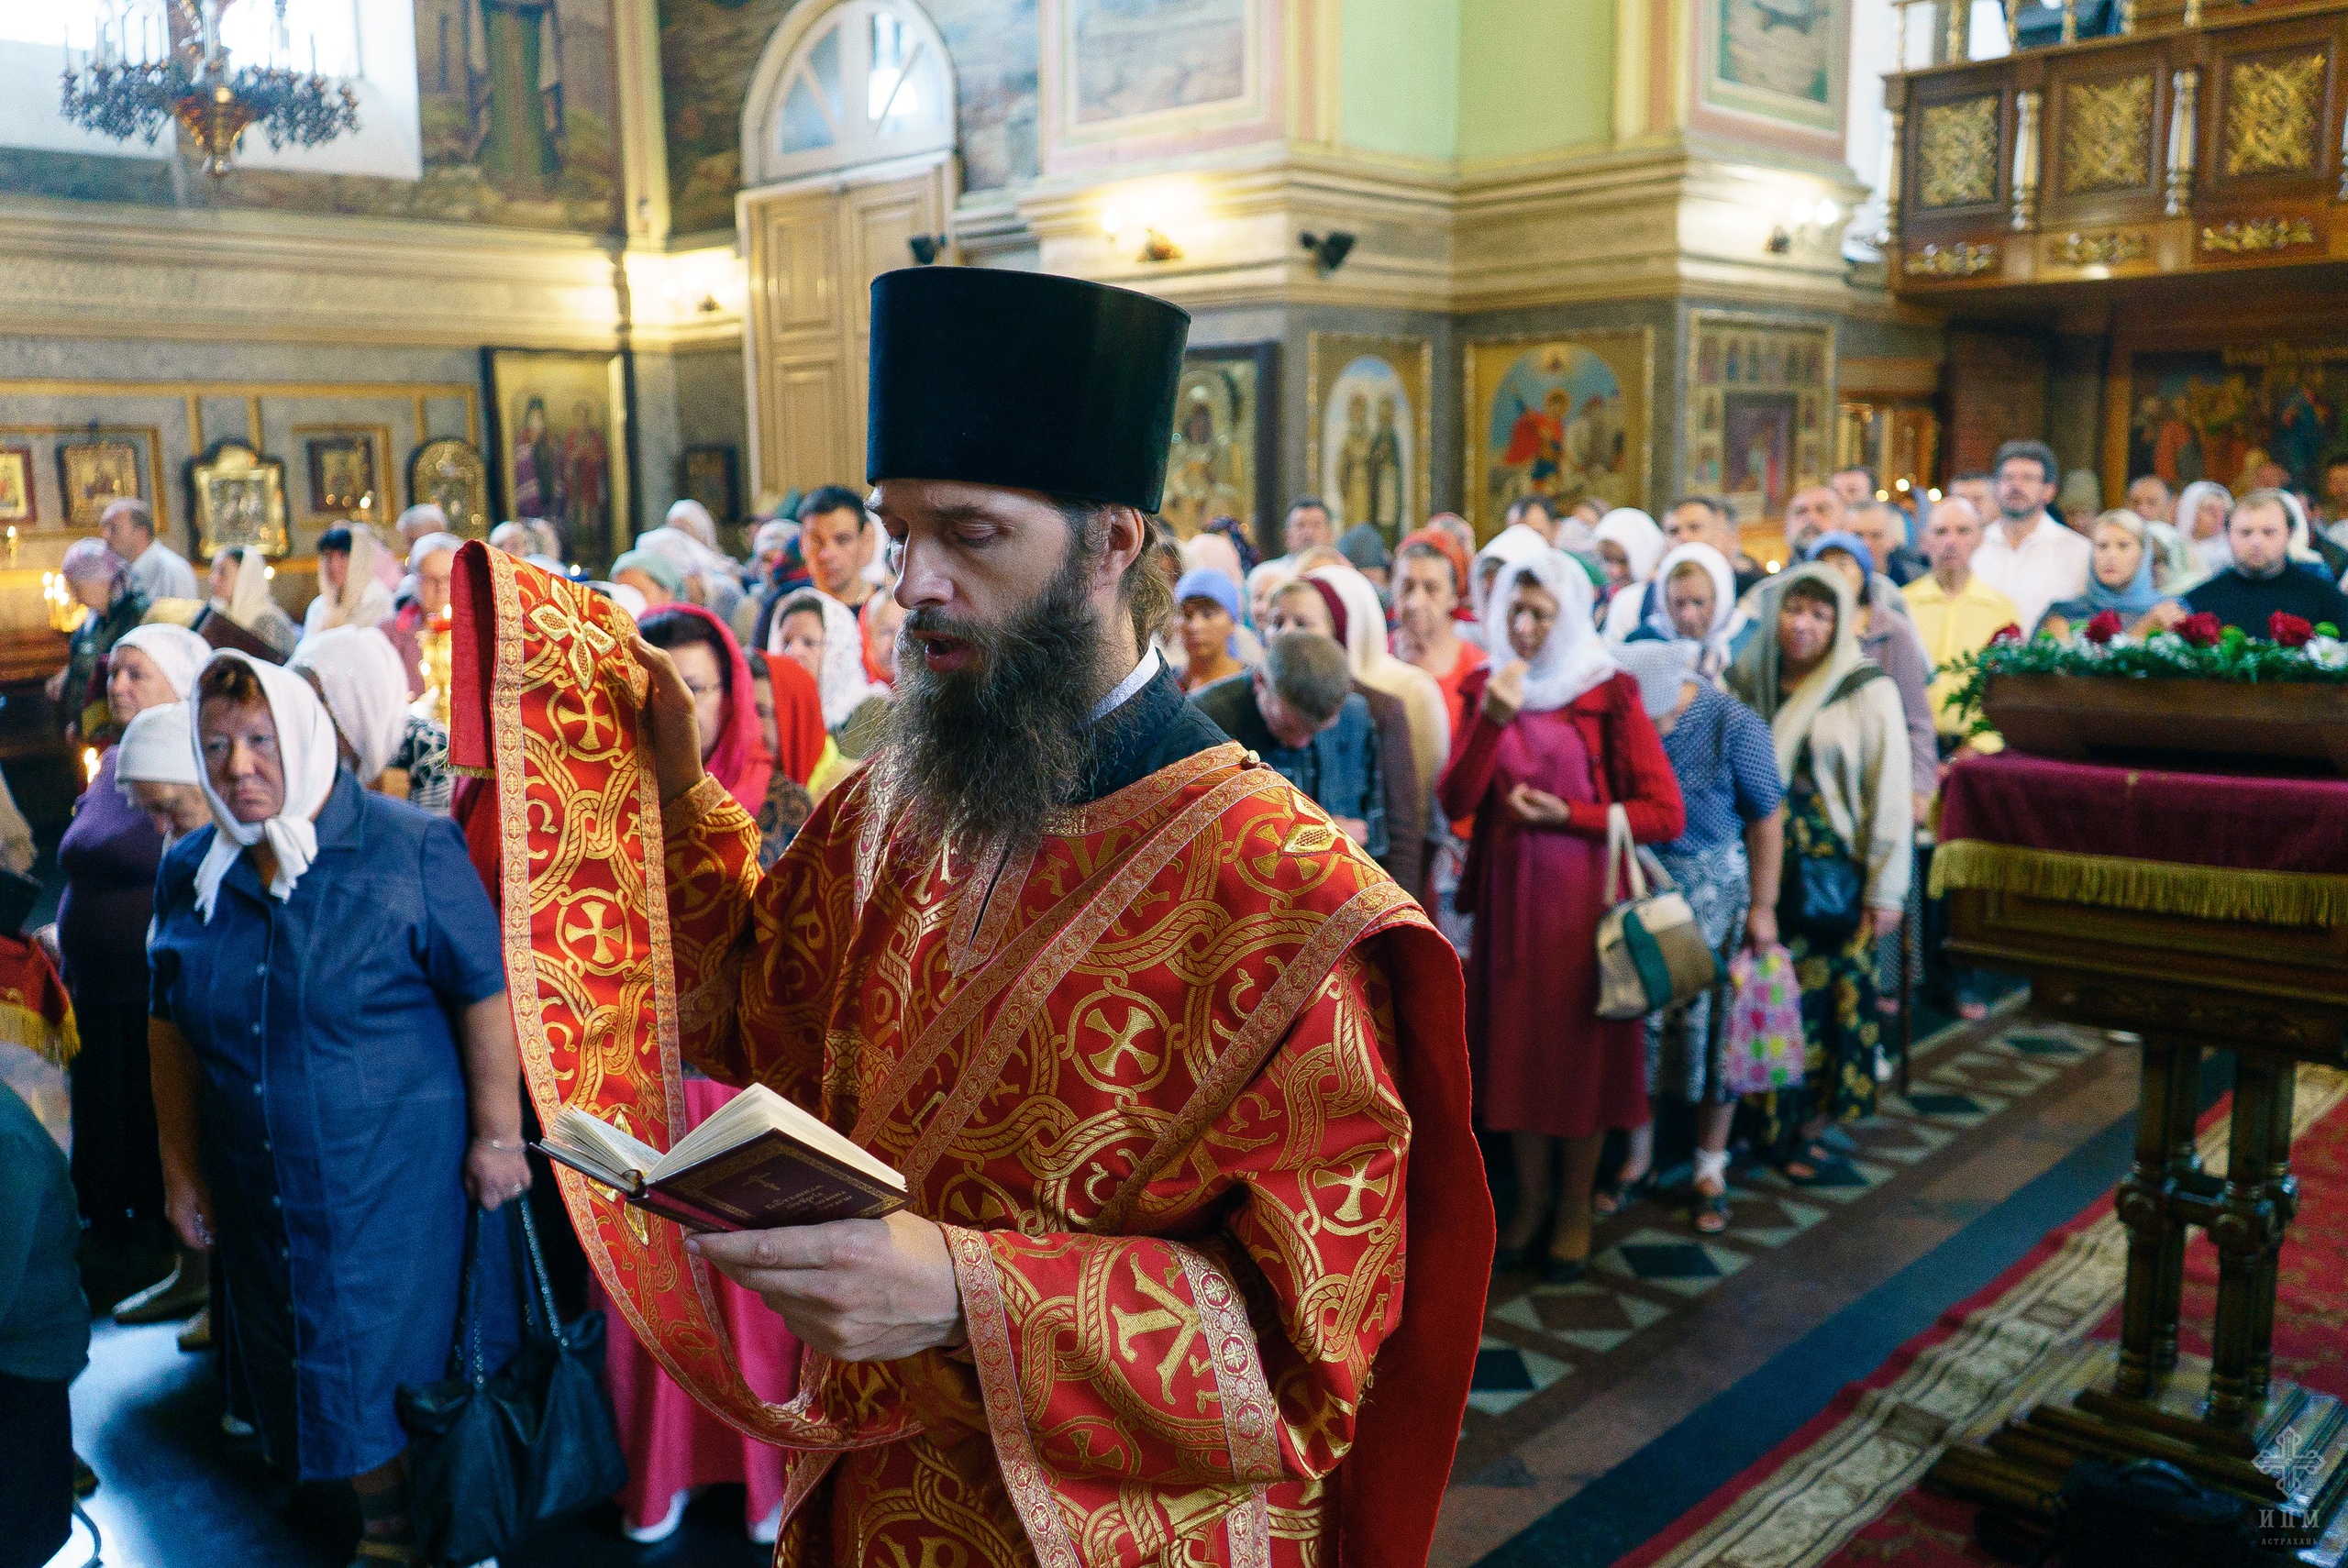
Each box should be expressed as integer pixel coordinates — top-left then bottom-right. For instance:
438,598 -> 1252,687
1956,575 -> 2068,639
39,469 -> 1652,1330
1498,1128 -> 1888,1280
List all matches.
212,546 -> 276,629
306,527 -> 394,635
1308,563 -> 1451,787
1728,560 -> 1871,785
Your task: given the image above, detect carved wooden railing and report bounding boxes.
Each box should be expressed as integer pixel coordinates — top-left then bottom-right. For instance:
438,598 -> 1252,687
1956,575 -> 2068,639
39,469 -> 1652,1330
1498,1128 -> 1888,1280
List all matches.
1887,1 -> 2348,292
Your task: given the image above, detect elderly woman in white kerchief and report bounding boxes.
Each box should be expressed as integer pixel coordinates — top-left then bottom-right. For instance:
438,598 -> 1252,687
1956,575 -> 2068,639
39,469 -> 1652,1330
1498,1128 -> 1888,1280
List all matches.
292,626 -> 454,814
768,588 -> 891,755
1621,541 -> 1755,679
145,648 -> 526,1556
115,701 -> 211,842
48,621 -> 215,1321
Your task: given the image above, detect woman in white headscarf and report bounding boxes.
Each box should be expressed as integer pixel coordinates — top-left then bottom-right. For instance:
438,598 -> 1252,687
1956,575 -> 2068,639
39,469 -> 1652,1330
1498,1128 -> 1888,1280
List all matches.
768,589 -> 890,755
206,546 -> 301,660
1725,561 -> 1911,1184
1623,542 -> 1753,679
1308,563 -> 1451,790
1435,549 -> 1685,1284
2176,480 -> 2235,577
45,620 -> 214,1324
114,702 -> 210,842
665,498 -> 721,551
1467,519 -> 1553,632
1590,508 -> 1667,604
301,525 -> 395,640
145,649 -> 526,1553
291,626 -> 454,815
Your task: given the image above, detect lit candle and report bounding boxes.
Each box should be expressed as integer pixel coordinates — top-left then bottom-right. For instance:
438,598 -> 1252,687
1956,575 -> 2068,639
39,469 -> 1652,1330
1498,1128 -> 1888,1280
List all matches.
82,746 -> 98,786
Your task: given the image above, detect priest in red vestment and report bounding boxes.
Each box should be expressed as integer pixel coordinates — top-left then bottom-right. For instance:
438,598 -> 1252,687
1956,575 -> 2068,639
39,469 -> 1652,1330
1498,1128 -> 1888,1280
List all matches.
452,267 -> 1489,1568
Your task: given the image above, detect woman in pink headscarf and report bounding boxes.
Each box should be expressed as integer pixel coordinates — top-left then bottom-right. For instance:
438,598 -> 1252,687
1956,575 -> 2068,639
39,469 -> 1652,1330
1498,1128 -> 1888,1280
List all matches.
603,603 -> 796,1545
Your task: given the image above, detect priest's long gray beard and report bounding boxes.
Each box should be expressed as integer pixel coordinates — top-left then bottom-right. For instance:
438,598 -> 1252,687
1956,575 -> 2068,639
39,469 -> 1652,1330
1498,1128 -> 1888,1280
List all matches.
868,546 -> 1113,854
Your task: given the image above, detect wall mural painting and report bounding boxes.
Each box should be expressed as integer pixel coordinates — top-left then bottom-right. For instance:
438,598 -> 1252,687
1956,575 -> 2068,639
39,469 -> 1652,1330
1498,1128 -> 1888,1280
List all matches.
14,1 -> 623,233
1069,0 -> 1248,125
1684,315 -> 1835,525
1701,0 -> 1844,135
2117,343 -> 2348,502
1162,344 -> 1276,545
1306,335 -> 1431,551
1466,332 -> 1653,544
484,348 -> 631,571
661,0 -> 1038,235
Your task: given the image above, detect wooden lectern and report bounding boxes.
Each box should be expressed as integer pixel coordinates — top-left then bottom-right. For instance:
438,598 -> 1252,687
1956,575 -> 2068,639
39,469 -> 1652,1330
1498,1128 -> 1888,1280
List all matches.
1924,874 -> 2348,1563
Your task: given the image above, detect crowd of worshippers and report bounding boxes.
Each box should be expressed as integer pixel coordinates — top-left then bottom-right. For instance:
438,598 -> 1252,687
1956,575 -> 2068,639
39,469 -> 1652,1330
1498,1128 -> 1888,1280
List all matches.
16,434 -> 2346,1562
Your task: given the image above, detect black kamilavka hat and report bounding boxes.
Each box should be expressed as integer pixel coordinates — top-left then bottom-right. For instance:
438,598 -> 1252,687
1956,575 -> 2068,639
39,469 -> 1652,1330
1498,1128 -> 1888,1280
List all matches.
866,268 -> 1191,513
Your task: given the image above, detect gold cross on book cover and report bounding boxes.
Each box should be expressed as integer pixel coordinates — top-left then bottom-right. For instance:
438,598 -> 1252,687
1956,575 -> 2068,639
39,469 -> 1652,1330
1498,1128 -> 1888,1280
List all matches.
536,1085 -> 908,1232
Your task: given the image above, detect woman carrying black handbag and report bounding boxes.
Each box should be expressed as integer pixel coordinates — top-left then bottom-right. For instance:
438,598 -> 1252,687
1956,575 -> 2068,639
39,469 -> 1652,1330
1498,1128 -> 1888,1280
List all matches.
1726,563 -> 1913,1184
398,1200 -> 628,1566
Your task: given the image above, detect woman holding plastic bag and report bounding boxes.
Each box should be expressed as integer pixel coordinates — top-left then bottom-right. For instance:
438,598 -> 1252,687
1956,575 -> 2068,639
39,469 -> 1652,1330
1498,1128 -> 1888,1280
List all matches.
1726,563 -> 1913,1181
1601,644 -> 1784,1232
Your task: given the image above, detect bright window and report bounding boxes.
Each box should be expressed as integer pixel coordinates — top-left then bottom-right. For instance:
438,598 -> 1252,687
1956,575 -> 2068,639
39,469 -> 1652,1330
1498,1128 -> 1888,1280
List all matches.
745,0 -> 954,186
0,0 -> 421,180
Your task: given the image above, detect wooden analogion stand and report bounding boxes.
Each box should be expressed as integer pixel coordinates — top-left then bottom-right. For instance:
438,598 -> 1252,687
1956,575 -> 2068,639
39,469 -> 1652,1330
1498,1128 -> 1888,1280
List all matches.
1925,838 -> 2348,1563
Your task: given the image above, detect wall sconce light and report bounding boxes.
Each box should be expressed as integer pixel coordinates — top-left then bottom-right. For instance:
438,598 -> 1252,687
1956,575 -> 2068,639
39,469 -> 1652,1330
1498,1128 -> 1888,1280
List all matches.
907,234 -> 948,266
1301,230 -> 1356,273
1767,197 -> 1841,255
1102,207 -> 1181,263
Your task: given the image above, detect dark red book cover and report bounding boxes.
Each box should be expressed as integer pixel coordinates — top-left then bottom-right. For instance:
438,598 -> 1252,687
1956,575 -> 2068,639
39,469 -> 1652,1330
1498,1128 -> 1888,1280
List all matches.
655,1128 -> 905,1229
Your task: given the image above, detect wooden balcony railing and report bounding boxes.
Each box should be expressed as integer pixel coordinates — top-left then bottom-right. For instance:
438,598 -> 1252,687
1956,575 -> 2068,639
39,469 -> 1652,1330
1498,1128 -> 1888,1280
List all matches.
1886,1 -> 2348,292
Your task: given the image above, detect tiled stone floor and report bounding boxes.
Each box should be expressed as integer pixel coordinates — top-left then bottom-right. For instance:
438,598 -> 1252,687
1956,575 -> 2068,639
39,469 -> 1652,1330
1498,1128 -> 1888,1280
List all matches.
1435,1008 -> 2143,1567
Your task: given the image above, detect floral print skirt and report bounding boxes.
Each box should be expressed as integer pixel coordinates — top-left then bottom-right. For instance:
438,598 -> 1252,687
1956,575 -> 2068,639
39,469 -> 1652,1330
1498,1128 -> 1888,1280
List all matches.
1748,768 -> 1879,1158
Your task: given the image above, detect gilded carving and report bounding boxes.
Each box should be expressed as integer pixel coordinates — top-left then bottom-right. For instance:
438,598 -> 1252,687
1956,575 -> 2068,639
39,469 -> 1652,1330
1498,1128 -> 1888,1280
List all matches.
1919,95 -> 2001,209
2061,75 -> 2154,194
2222,53 -> 2326,177
2199,216 -> 2319,253
1902,241 -> 2001,278
2051,229 -> 2151,266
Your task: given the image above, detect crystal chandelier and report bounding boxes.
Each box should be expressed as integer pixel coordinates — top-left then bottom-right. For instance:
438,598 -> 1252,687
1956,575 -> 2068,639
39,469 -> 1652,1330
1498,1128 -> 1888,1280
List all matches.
60,1 -> 360,180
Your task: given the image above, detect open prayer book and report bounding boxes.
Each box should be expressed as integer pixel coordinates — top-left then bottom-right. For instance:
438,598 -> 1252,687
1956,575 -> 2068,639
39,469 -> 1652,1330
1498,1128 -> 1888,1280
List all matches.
537,1084 -> 907,1233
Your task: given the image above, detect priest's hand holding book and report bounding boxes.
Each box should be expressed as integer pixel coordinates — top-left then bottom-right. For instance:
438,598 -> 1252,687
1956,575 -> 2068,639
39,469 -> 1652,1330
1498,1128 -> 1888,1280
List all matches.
538,1083 -> 965,1361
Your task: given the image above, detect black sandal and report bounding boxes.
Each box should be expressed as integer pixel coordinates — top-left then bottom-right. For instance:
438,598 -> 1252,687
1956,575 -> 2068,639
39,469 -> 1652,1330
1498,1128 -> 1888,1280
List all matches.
1591,1168 -> 1656,1218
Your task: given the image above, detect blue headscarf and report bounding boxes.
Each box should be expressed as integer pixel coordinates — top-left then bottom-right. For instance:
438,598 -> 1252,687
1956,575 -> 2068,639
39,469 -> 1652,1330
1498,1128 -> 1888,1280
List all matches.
2043,512 -> 2163,623
1803,529 -> 1876,579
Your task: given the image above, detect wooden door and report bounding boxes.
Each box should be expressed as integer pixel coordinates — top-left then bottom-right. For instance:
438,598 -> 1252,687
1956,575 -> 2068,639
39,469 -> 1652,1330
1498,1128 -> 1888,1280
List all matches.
742,164 -> 951,503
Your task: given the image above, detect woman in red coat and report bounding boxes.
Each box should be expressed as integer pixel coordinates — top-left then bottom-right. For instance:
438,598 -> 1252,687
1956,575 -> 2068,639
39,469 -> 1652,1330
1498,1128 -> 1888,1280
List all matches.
1439,550 -> 1685,1282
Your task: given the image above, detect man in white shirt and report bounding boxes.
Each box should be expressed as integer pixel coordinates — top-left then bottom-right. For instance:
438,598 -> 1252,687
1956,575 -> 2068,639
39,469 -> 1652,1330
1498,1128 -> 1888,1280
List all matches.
1967,440 -> 2089,635
99,498 -> 198,604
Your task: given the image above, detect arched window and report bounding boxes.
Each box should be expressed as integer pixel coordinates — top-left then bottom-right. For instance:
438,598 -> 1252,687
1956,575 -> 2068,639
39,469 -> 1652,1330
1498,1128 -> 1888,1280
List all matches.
741,0 -> 955,188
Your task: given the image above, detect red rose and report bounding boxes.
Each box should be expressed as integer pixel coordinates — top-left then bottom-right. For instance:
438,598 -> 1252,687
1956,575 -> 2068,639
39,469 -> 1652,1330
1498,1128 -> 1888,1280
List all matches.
1989,623 -> 2024,645
2176,612 -> 2225,647
2271,611 -> 2315,647
2084,610 -> 2125,645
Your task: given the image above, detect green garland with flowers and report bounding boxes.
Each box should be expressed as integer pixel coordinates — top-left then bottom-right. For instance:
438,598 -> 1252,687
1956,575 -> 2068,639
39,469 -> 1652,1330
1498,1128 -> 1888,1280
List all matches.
1939,608 -> 2348,736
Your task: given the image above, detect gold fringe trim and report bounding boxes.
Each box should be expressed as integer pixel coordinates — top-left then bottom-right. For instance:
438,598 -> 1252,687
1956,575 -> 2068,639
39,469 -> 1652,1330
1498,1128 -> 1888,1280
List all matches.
448,761 -> 497,779
1930,839 -> 2348,928
0,999 -> 77,1068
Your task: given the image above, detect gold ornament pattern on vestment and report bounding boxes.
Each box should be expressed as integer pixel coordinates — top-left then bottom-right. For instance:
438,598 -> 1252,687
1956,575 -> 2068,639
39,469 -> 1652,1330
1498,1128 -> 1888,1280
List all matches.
1919,95 -> 2002,209
656,734 -> 1431,1566
2060,75 -> 2154,194
2222,54 -> 2326,177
